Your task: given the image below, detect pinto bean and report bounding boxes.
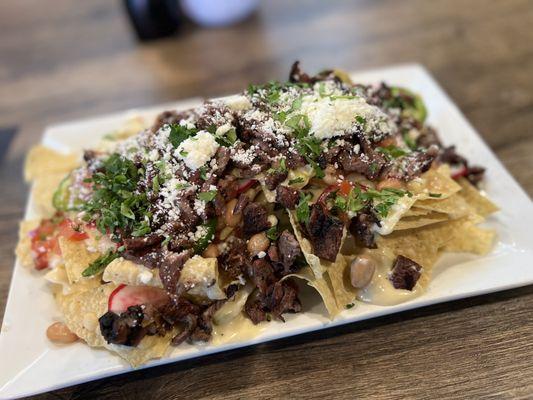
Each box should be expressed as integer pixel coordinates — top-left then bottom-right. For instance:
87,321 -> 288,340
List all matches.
350,255 -> 376,289
46,322 -> 78,344
247,232 -> 270,256
202,244 -> 219,258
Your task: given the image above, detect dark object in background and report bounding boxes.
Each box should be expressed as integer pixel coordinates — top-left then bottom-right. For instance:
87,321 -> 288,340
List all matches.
124,0 -> 181,40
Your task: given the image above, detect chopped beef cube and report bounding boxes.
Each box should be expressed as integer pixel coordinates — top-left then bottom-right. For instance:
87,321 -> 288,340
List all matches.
389,255 -> 422,290
247,259 -> 276,294
214,146 -> 231,174
123,234 -> 164,251
307,204 -> 344,262
171,314 -> 197,346
268,279 -> 302,322
99,306 -> 147,347
159,250 -> 193,294
217,175 -> 238,200
465,165 -> 485,186
242,202 -> 271,236
219,238 -> 249,280
265,169 -> 288,190
277,230 -> 302,271
233,193 -> 250,215
349,211 -> 378,249
339,149 -> 386,181
245,294 -> 268,324
416,126 -> 442,149
276,185 -> 299,209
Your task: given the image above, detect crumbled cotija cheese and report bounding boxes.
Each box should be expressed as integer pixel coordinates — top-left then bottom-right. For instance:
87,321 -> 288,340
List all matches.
177,131 -> 219,170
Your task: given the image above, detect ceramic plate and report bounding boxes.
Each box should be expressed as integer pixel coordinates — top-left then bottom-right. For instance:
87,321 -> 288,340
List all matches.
1,64 -> 532,399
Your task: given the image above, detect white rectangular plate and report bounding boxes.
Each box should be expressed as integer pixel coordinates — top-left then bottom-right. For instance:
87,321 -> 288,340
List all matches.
1,64 -> 532,399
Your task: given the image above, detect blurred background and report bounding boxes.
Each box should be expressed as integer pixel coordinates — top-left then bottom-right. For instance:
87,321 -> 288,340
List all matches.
1,0 -> 532,323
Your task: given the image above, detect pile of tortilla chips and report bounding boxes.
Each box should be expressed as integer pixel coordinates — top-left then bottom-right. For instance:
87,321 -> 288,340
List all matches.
284,165 -> 498,316
17,125 -> 176,367
16,128 -> 498,366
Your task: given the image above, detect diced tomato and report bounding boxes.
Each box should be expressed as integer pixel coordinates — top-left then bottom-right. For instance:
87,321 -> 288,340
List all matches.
29,220 -> 61,270
317,184 -> 339,204
338,180 -> 354,196
108,284 -> 169,314
58,219 -> 88,241
235,179 -> 258,195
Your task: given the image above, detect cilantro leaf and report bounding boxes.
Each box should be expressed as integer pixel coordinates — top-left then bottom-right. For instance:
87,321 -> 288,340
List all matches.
81,251 -> 120,277
168,123 -> 197,148
193,219 -> 217,254
266,226 -> 279,241
376,145 -> 409,159
198,190 -> 217,202
288,177 -> 305,185
296,193 -> 313,224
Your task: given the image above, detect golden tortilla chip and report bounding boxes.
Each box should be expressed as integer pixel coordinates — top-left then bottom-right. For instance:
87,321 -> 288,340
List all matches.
395,212 -> 449,230
24,145 -> 79,182
105,333 -> 173,368
326,256 -> 357,309
403,207 -> 432,217
284,267 -> 340,318
457,178 -> 499,217
443,223 -> 496,255
31,173 -> 66,218
56,283 -> 115,347
103,257 -> 163,288
15,220 -> 39,268
58,236 -> 101,284
414,193 -> 474,219
408,165 -> 461,199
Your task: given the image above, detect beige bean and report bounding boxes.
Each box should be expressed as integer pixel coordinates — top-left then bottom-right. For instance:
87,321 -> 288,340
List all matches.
376,178 -> 404,191
225,198 -> 241,227
247,232 -> 270,256
350,255 -> 376,289
46,322 -> 78,344
202,243 -> 219,258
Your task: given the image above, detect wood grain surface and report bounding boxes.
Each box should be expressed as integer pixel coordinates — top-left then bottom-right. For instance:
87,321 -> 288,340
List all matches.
1,0 -> 532,398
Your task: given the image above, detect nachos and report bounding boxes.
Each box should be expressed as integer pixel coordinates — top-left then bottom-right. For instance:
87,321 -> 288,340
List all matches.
17,62 -> 498,366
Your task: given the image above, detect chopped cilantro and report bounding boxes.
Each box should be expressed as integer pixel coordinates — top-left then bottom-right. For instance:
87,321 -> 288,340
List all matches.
403,131 -> 417,150
168,123 -> 197,148
429,193 -> 442,198
215,127 -> 238,147
179,150 -> 188,157
82,154 -> 151,237
175,183 -> 190,190
266,226 -> 279,241
199,166 -> 208,180
193,219 -> 217,254
334,186 -> 410,218
198,190 -> 217,202
376,145 -> 409,159
355,115 -> 366,125
152,175 -> 160,194
296,193 -> 313,224
345,303 -> 355,309
288,177 -> 305,185
81,251 -> 120,277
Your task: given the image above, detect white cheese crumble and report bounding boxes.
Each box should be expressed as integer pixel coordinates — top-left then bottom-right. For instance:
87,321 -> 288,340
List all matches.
223,95 -> 252,111
177,131 -> 219,170
299,95 -> 394,140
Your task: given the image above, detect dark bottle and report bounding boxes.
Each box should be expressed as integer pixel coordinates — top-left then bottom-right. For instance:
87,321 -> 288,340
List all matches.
124,0 -> 181,41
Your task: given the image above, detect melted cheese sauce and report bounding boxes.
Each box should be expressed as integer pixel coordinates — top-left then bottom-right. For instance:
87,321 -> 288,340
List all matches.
356,249 -> 423,306
211,313 -> 267,346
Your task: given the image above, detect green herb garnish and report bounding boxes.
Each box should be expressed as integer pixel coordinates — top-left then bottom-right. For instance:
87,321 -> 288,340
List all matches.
198,190 -> 217,202
193,219 -> 217,254
296,193 -> 313,224
266,226 -> 279,241
429,193 -> 442,198
288,177 -> 305,185
81,251 -> 120,277
376,145 -> 409,159
168,123 -> 197,148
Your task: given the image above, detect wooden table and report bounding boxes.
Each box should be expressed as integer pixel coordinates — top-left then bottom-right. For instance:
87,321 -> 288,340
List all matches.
1,0 -> 532,398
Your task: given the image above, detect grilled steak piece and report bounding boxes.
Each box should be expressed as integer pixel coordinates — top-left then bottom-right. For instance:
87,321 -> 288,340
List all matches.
242,202 -> 271,236
265,169 -> 288,190
99,306 -> 147,347
390,255 -> 422,290
307,204 -> 343,262
349,210 -> 378,249
276,185 -> 299,209
277,230 -> 302,272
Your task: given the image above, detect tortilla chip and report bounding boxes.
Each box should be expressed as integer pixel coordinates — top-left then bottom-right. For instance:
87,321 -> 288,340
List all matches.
58,237 -> 101,284
15,220 -> 39,268
56,283 -> 116,347
31,173 -> 66,217
414,193 -> 474,219
457,178 -> 499,217
408,165 -> 461,199
326,256 -> 357,309
285,267 -> 340,318
395,212 -> 449,230
403,207 -> 432,217
443,223 -> 496,255
24,145 -> 79,182
105,333 -> 173,368
103,257 -> 163,288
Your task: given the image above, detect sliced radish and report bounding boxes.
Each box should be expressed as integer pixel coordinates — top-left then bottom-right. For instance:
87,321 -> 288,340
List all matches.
451,166 -> 468,180
108,284 -> 169,314
236,179 -> 258,195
